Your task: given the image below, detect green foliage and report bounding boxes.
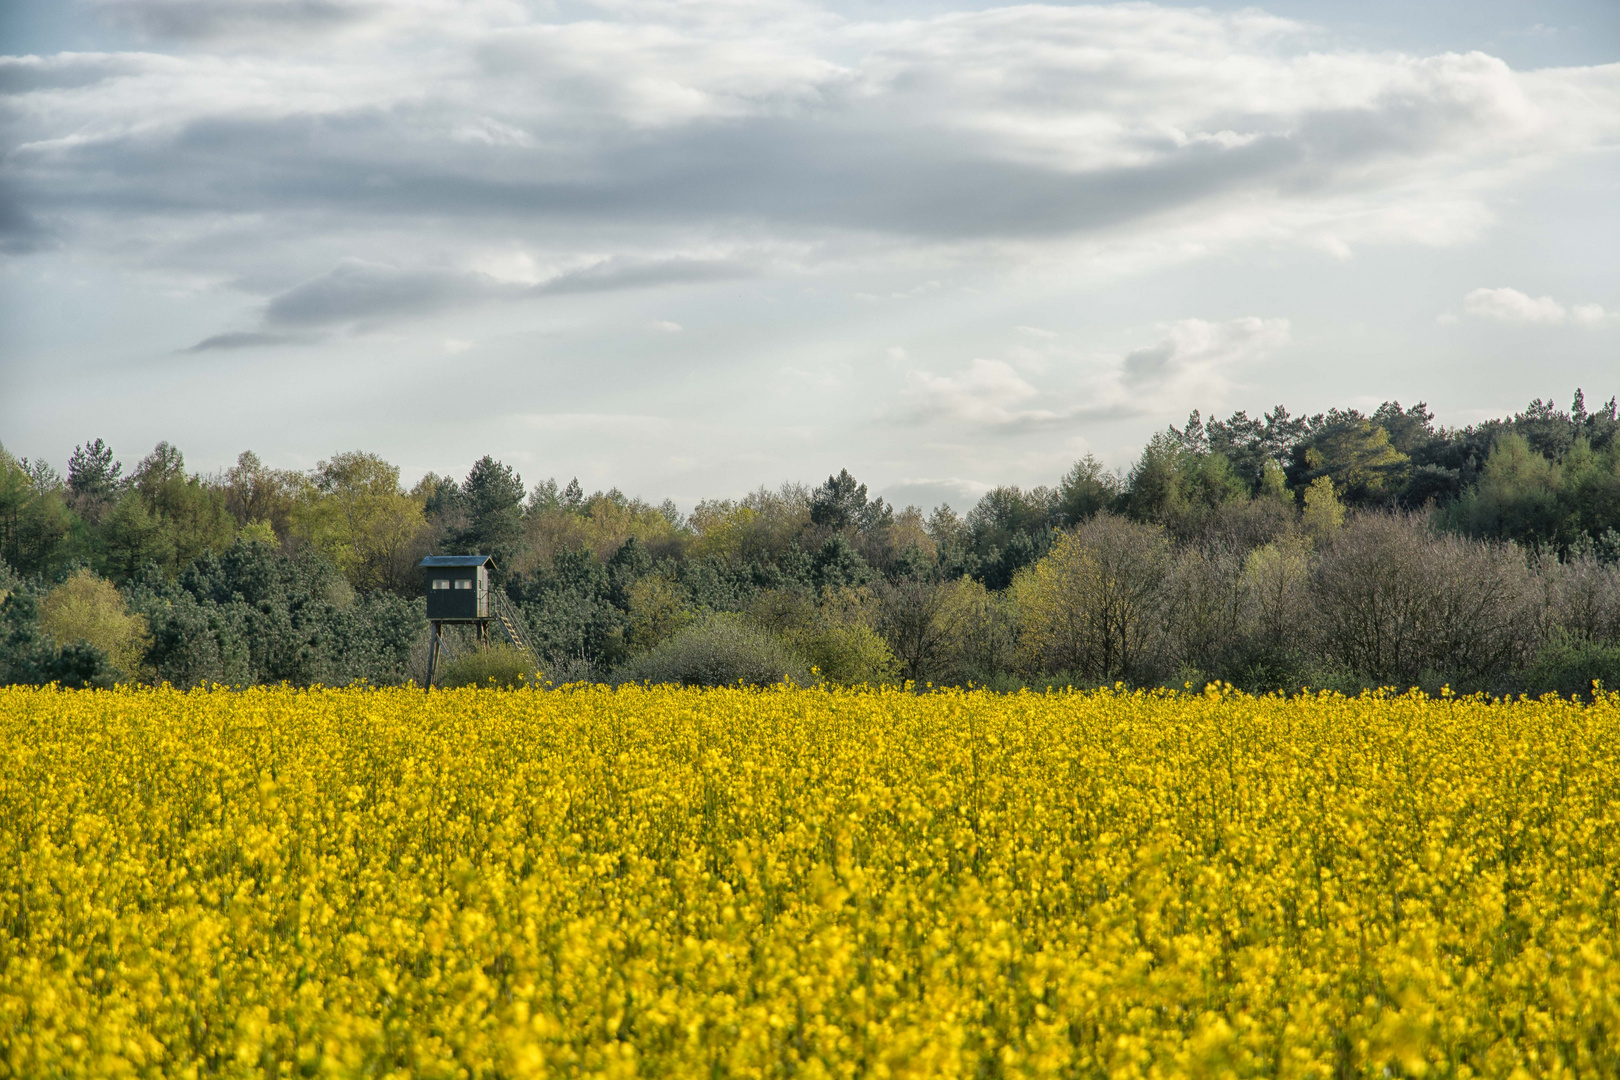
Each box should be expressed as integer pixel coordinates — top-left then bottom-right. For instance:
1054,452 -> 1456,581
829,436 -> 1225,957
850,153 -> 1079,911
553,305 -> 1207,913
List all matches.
222,451 -> 301,542
132,538 -> 423,687
438,643 -> 541,689
128,442 -> 237,574
810,535 -> 873,592
297,451 -> 427,593
1520,631 -> 1620,699
9,388 -> 1620,693
100,492 -> 173,583
1013,513 -> 1171,683
794,622 -> 899,686
0,446 -> 75,578
453,456 -> 525,569
1294,419 -> 1411,504
1301,476 -> 1344,543
1446,431 -> 1620,553
507,546 -> 629,674
810,469 -> 890,533
67,438 -> 122,502
1055,455 -> 1120,525
615,615 -> 811,688
624,575 -> 696,652
0,579 -> 118,689
39,569 -> 149,679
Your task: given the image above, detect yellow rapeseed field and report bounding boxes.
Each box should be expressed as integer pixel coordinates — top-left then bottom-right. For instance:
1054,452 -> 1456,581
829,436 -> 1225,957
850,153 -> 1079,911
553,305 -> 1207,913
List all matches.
2,685 -> 1618,1079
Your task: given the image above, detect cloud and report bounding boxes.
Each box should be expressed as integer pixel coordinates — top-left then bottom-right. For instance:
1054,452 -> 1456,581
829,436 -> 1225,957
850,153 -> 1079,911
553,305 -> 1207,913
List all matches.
262,260 -> 516,328
0,192 -> 58,254
535,257 -> 749,297
1121,317 -> 1291,389
89,0 -> 383,41
185,330 -> 303,351
0,54 -> 148,93
7,1 -> 1617,297
905,358 -> 1048,426
903,316 -> 1290,429
183,254 -> 751,345
1462,287 -> 1612,325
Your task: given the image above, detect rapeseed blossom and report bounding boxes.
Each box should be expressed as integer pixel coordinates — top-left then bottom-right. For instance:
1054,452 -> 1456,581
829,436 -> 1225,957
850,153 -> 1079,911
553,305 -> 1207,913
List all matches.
1,684 -> 1616,1077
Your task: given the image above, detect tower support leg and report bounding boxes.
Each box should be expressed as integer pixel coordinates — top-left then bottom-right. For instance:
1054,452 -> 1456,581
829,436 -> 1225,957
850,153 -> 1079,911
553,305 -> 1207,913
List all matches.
426,622 -> 441,691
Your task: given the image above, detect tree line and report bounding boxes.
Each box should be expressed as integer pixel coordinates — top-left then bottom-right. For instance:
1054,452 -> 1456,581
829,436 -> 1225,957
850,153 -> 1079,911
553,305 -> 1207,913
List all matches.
3,390 -> 1619,694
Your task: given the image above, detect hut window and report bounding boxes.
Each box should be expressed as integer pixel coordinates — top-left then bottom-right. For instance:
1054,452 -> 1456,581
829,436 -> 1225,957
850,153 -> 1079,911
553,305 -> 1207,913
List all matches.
454,579 -> 474,589
431,578 -> 451,590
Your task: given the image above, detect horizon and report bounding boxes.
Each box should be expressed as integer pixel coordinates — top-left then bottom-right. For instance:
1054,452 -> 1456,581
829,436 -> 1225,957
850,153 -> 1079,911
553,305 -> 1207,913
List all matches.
4,385 -> 1611,516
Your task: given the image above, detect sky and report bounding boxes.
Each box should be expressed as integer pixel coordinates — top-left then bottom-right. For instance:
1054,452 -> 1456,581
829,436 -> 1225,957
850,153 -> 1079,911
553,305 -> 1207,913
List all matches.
2,0 -> 1617,512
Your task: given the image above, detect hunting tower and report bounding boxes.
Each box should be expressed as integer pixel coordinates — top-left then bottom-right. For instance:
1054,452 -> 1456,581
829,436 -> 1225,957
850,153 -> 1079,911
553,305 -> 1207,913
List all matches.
422,554 -> 492,620
418,554 -> 534,688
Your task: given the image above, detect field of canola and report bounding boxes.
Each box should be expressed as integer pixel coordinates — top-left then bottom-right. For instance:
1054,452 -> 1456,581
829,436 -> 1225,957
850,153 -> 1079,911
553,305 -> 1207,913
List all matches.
2,685 -> 1618,1079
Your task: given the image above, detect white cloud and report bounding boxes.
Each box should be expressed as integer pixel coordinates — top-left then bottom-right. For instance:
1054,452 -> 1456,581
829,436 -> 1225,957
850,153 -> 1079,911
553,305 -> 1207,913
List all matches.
1462,287 -> 1612,325
906,358 -> 1045,426
1120,317 -> 1292,393
650,320 -> 683,332
903,316 -> 1290,428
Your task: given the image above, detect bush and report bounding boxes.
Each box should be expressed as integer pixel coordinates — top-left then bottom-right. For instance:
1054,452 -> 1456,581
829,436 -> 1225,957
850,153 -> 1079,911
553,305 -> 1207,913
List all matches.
1013,513 -> 1171,683
438,643 -> 542,689
1521,631 -> 1620,698
1313,513 -> 1536,690
793,623 -> 899,686
615,615 -> 811,688
0,584 -> 119,689
39,568 -> 150,679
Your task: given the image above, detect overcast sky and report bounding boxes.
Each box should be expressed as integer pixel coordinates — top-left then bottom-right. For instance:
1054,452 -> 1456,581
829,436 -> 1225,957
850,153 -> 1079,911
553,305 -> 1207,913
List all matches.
2,0 -> 1616,510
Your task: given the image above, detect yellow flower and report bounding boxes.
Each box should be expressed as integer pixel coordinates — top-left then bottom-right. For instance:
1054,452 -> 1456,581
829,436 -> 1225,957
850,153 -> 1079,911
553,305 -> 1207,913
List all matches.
0,684 -> 1616,1077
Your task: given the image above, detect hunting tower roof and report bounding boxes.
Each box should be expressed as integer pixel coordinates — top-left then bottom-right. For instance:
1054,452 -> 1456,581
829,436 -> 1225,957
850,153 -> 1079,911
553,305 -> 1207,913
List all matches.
419,555 -> 496,569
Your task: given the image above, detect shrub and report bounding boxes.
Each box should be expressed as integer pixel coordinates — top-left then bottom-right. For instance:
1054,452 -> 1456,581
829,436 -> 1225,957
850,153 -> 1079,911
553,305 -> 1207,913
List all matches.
624,575 -> 696,652
1313,513 -> 1536,689
0,585 -> 119,689
794,622 -> 899,686
1013,513 -> 1171,683
1521,631 -> 1620,698
39,568 -> 150,679
438,643 -> 542,689
615,615 -> 810,688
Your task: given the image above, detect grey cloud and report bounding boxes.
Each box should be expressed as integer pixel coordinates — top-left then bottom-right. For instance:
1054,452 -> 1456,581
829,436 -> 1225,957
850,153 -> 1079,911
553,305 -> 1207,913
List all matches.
0,55 -> 146,94
185,330 -> 304,351
903,317 -> 1288,431
260,256 -> 751,328
183,254 -> 752,346
878,478 -> 995,514
0,192 -> 58,254
535,256 -> 751,296
9,110 -> 1313,242
11,76 -> 1534,252
263,261 -> 516,328
90,0 -> 377,41
1122,341 -> 1176,386
6,4 -> 1610,334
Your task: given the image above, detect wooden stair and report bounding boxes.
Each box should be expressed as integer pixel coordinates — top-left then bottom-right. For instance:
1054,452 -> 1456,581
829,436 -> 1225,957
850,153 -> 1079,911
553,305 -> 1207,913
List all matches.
490,593 -> 534,656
